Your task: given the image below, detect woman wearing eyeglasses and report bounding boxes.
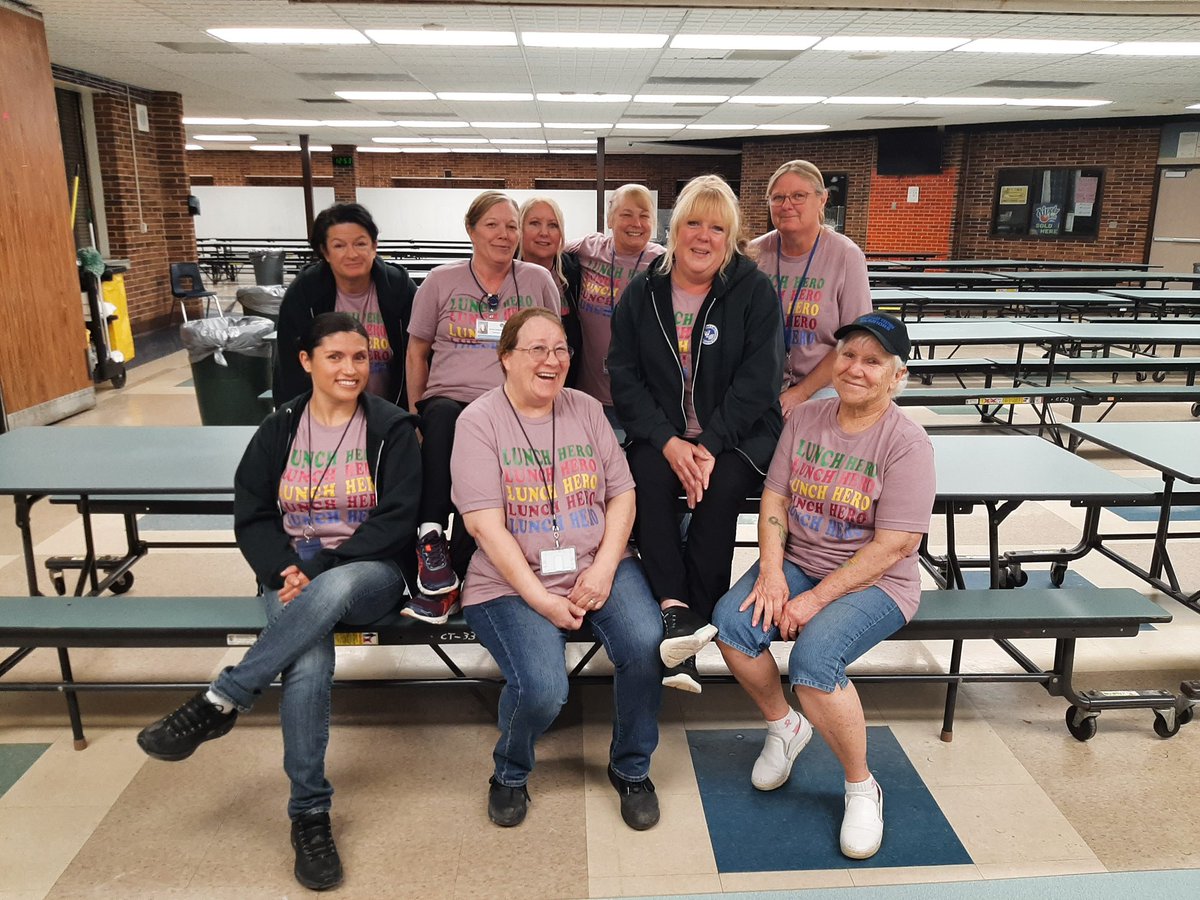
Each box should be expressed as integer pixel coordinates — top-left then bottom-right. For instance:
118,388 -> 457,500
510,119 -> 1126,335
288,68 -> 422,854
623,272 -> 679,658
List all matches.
274,203 -> 418,407
452,308 -> 663,831
404,192 -> 561,623
750,161 -> 871,419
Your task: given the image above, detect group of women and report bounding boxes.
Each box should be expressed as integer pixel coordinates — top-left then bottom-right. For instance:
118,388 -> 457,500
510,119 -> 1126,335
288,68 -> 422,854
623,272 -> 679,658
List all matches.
136,162 -> 934,892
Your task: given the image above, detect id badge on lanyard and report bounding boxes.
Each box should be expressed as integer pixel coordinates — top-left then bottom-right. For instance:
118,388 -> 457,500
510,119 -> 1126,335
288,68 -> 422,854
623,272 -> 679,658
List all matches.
475,318 -> 504,342
296,534 -> 323,560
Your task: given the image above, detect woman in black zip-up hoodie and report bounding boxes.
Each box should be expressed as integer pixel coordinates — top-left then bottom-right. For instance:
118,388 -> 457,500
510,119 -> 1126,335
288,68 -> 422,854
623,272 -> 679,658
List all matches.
609,175 -> 783,694
138,313 -> 421,892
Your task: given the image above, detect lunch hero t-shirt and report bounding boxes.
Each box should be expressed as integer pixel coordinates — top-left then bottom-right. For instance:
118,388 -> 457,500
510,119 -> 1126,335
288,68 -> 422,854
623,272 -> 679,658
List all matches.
750,228 -> 871,390
451,387 -> 635,607
335,282 -> 392,398
764,398 -> 934,620
408,259 -> 561,404
672,282 -> 706,439
566,233 -> 666,405
278,406 -> 376,551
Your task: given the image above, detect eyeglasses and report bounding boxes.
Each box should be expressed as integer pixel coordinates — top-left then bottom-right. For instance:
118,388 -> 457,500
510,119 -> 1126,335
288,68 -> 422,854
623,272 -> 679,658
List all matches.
768,191 -> 813,207
512,344 -> 573,363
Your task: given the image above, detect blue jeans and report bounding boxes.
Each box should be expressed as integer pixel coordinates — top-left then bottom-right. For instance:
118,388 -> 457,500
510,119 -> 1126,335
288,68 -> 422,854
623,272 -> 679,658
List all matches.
713,560 -> 905,692
464,557 -> 662,787
212,559 -> 402,819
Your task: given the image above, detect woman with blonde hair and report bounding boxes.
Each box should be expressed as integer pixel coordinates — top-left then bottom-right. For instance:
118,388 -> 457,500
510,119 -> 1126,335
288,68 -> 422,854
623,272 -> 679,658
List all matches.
518,196 -> 583,387
751,160 -> 871,417
608,175 -> 783,692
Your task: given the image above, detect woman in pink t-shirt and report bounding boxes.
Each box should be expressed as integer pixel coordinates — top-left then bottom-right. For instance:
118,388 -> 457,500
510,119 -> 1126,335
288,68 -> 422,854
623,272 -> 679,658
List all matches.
404,192 -> 561,624
749,160 -> 872,418
518,196 -> 583,388
712,312 -> 934,862
451,308 -> 663,832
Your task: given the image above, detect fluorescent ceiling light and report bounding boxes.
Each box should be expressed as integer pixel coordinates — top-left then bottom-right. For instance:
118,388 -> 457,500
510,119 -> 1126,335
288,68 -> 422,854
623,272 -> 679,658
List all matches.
320,120 -> 397,128
728,96 -> 824,105
822,96 -> 918,105
372,136 -> 432,143
437,92 -> 533,102
550,149 -> 596,154
537,93 -> 631,103
615,122 -> 683,130
401,147 -> 451,153
392,120 -> 469,128
438,137 -> 491,144
252,144 -> 333,152
185,144 -> 204,151
365,30 -> 517,47
1095,42 -> 1200,57
192,134 -> 256,141
491,138 -> 547,144
915,97 -> 1012,106
453,147 -> 500,153
547,139 -> 597,144
335,91 -> 437,101
669,34 -> 819,51
955,39 -> 1114,54
470,121 -> 540,128
501,148 -> 548,154
814,36 -> 967,53
756,124 -> 830,131
1007,98 -> 1112,107
207,28 -> 368,45
1189,103 -> 1200,110
522,32 -> 667,49
634,94 -> 729,104
246,118 -> 320,127
543,122 -> 612,129
357,146 -> 401,153
685,123 -> 755,130
182,117 -> 246,125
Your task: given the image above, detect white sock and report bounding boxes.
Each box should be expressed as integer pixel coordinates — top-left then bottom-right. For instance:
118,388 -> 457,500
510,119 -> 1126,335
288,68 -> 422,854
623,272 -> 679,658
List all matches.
767,709 -> 801,736
205,689 -> 235,714
845,775 -> 878,796
419,522 -> 443,538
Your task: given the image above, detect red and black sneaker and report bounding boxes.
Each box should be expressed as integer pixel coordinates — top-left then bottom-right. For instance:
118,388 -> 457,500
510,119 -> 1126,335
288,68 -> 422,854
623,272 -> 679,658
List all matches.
416,528 -> 459,595
400,588 -> 461,626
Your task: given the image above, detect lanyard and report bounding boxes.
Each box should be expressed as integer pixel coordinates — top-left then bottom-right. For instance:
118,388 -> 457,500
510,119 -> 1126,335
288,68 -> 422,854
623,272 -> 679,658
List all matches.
468,257 -> 521,318
776,231 -> 821,353
304,406 -> 358,539
609,247 -> 647,306
502,390 -> 561,549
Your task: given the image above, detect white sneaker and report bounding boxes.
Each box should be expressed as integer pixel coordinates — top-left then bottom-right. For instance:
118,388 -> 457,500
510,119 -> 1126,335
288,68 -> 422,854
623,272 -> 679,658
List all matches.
840,782 -> 884,860
751,716 -> 813,791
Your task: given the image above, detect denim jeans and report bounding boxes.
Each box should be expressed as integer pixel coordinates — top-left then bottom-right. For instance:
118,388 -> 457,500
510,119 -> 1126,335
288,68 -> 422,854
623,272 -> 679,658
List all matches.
713,559 -> 905,692
212,559 -> 402,819
464,557 -> 662,787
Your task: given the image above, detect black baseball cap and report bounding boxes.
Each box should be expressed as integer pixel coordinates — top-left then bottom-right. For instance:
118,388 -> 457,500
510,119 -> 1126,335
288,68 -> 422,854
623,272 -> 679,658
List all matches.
833,312 -> 910,362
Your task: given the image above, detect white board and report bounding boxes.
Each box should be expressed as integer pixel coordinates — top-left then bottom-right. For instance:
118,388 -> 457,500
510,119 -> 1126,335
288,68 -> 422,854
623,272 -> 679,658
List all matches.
191,186 -> 336,239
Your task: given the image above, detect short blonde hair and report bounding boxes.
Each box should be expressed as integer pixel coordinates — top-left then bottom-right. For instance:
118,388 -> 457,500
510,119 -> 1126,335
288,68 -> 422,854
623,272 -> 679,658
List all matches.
766,160 -> 828,226
517,196 -> 567,290
660,175 -> 744,278
606,184 -> 654,226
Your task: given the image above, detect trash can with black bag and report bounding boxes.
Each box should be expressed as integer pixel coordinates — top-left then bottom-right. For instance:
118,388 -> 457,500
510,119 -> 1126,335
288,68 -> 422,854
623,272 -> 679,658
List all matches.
248,249 -> 286,286
181,316 -> 275,425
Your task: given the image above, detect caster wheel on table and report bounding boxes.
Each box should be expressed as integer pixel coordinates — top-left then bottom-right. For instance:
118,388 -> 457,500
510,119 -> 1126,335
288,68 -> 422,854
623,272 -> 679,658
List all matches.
1135,371 -> 1148,382
1191,402 -> 1200,418
1000,563 -> 1028,589
50,572 -> 66,596
110,572 -> 134,595
1050,561 -> 1068,587
1153,710 -> 1184,738
1065,707 -> 1098,741
1153,371 -> 1166,383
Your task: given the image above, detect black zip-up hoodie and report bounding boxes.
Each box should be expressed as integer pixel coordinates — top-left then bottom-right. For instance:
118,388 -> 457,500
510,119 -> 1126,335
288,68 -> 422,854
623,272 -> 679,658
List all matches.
272,257 -> 418,407
608,252 -> 784,473
234,391 -> 421,594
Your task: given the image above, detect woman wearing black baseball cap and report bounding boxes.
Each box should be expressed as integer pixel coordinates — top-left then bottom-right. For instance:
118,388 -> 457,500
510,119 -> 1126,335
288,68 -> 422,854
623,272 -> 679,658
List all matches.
711,311 -> 935,861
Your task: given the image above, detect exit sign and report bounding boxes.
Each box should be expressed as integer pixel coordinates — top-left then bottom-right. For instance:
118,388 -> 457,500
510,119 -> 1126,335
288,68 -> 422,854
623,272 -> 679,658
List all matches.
332,155 -> 355,168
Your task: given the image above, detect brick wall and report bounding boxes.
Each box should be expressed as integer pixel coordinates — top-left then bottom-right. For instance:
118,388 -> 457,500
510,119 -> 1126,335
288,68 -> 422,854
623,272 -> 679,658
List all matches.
54,66 -> 194,333
953,122 -> 1159,261
865,133 -> 965,259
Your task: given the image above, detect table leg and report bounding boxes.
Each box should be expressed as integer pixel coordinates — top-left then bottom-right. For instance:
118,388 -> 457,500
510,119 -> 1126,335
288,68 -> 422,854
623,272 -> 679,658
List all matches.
56,647 -> 88,750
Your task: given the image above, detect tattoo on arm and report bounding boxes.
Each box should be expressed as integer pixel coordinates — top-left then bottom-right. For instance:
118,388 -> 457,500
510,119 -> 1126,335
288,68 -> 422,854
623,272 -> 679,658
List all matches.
768,515 -> 788,547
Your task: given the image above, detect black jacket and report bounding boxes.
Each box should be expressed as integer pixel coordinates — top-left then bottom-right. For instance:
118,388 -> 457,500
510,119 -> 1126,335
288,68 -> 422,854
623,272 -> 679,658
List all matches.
608,252 -> 784,473
233,391 -> 421,594
562,252 -> 584,389
272,257 -> 418,407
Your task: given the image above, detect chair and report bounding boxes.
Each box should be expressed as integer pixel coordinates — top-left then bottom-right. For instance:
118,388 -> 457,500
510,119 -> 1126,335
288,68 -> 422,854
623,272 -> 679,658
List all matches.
170,262 -> 222,320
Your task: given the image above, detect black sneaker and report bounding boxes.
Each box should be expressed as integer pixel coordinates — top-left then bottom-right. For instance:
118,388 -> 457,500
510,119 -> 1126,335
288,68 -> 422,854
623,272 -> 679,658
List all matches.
137,691 -> 237,761
659,606 -> 718,668
608,766 -> 660,831
488,776 -> 530,827
662,656 -> 703,694
416,528 -> 460,595
291,810 -> 343,891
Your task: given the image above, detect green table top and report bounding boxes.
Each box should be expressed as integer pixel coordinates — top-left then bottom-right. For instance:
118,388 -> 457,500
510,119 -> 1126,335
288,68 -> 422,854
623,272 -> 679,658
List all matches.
1063,422 -> 1200,484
